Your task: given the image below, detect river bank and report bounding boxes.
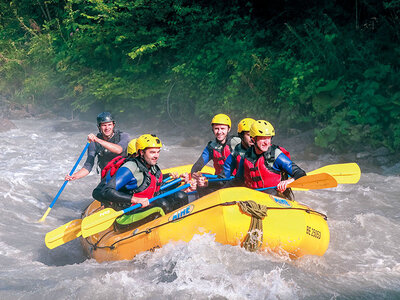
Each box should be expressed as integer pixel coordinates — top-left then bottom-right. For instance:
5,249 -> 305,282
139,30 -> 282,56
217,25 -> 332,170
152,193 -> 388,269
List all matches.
1,98 -> 399,175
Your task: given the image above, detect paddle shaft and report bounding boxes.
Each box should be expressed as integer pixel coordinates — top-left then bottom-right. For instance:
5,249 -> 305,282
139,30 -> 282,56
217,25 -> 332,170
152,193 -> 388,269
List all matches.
160,178 -> 182,190
162,176 -> 172,183
257,173 -> 337,191
123,183 -> 190,215
39,142 -> 90,222
81,183 -> 191,238
207,176 -> 234,182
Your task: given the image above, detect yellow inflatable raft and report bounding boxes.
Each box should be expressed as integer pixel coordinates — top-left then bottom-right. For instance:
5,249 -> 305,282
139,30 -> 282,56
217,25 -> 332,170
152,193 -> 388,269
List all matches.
80,187 -> 329,262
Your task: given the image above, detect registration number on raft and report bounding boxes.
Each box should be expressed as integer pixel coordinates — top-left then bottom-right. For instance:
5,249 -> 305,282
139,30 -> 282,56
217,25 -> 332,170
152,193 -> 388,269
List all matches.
306,226 -> 321,239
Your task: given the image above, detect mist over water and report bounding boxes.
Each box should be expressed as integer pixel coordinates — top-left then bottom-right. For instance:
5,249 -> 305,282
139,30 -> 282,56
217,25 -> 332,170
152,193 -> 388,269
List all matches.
1,118 -> 400,299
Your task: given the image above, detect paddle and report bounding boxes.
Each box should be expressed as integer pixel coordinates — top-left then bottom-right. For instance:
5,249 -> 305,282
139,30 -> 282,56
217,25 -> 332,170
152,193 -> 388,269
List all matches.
307,163 -> 361,184
206,176 -> 234,182
202,174 -> 218,179
160,178 -> 182,191
81,183 -> 190,238
162,176 -> 172,183
45,183 -> 190,249
39,142 -> 90,222
257,173 -> 337,192
45,219 -> 82,249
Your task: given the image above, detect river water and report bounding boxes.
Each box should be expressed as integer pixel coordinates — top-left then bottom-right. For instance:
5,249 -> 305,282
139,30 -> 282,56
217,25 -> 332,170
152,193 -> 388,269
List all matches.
1,118 -> 400,299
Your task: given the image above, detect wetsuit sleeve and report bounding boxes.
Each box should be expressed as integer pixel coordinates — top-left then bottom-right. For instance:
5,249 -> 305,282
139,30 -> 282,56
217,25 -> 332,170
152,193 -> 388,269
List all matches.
82,142 -> 97,173
92,166 -> 139,204
273,153 -> 306,180
223,157 -> 245,188
222,154 -> 235,178
190,145 -> 211,174
118,132 -> 130,153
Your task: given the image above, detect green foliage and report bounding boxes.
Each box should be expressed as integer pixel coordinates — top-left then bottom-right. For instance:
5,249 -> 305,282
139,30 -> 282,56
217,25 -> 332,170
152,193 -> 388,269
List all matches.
0,0 -> 399,152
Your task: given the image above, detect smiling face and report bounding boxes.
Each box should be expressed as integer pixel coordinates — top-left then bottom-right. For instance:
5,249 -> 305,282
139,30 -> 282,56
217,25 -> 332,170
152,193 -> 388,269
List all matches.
254,136 -> 272,154
99,121 -> 115,139
141,147 -> 161,166
212,124 -> 230,143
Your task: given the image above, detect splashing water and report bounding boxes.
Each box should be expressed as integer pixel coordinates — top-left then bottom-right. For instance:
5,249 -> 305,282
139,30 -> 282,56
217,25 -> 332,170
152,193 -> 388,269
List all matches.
1,119 -> 400,299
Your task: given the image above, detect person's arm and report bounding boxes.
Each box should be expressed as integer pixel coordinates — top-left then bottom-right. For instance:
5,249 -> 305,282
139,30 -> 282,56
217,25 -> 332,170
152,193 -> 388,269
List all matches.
190,145 -> 211,174
274,153 -> 306,192
93,167 -> 138,204
88,133 -> 123,155
274,153 -> 306,180
222,154 -> 235,178
223,157 -> 245,188
65,142 -> 96,181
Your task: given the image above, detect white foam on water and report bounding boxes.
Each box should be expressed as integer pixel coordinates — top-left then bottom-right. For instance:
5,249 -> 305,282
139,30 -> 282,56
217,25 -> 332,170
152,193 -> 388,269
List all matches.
1,119 -> 400,299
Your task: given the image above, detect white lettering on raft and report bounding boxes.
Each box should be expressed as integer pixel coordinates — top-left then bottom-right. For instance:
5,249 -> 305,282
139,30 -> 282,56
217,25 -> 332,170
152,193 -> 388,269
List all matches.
169,205 -> 194,222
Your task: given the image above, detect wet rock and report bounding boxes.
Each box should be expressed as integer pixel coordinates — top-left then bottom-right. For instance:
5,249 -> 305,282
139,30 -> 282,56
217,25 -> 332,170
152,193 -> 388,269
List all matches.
0,118 -> 17,132
356,152 -> 370,159
371,146 -> 390,157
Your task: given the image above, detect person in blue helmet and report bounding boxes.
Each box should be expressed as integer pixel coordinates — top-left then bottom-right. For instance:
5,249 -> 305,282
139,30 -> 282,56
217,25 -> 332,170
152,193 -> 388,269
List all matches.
65,112 -> 130,181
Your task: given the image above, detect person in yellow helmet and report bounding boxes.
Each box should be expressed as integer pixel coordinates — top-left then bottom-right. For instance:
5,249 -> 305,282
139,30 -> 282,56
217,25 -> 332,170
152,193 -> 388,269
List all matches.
65,112 -> 130,181
229,120 -> 306,199
190,114 -> 241,196
221,118 -> 256,178
92,134 -> 191,229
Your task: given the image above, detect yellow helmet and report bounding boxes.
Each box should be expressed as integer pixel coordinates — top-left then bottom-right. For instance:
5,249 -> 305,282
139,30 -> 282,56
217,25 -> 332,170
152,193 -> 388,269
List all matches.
211,114 -> 231,128
237,118 -> 256,133
136,134 -> 162,151
127,138 -> 137,155
250,120 -> 275,138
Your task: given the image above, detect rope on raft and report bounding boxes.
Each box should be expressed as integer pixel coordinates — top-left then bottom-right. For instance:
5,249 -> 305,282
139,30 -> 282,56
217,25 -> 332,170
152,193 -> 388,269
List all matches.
238,200 -> 269,252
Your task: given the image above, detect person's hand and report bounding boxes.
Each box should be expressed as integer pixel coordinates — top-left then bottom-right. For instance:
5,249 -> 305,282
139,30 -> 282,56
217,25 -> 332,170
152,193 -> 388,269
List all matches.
184,179 -> 197,192
197,176 -> 208,187
65,174 -> 77,181
180,172 -> 190,183
131,196 -> 149,208
87,133 -> 98,143
191,172 -> 202,180
170,172 -> 179,179
277,178 -> 295,192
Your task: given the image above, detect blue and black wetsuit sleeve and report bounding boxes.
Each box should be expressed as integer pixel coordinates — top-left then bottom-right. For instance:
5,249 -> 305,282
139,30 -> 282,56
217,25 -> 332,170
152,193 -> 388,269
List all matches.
190,145 -> 211,174
273,153 -> 306,180
221,154 -> 235,178
223,157 -> 245,188
92,167 -> 138,204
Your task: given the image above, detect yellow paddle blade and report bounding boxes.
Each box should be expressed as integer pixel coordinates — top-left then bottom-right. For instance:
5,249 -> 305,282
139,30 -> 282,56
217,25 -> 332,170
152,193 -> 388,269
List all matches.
162,164 -> 215,175
45,219 -> 82,249
308,163 -> 361,184
289,173 -> 338,190
81,208 -> 123,238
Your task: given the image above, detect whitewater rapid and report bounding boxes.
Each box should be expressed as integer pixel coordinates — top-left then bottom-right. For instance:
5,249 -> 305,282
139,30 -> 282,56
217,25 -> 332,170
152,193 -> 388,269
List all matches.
1,118 -> 400,299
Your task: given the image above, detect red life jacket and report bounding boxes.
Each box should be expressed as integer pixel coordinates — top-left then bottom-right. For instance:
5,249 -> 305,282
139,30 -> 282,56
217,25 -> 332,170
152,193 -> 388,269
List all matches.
130,158 -> 163,199
101,155 -> 126,179
208,137 -> 234,174
244,145 -> 291,189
